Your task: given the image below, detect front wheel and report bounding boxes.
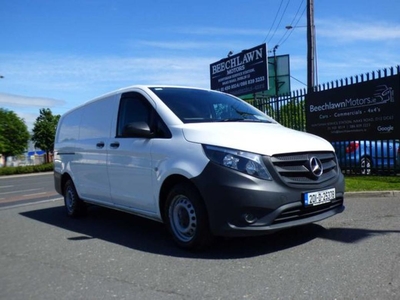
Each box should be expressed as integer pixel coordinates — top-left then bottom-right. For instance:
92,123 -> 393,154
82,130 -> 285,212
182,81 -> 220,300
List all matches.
165,183 -> 213,250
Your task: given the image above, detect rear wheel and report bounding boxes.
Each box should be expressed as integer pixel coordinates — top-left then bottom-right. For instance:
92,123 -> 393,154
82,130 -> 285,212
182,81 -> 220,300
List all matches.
64,180 -> 86,217
165,183 -> 213,250
360,157 -> 372,175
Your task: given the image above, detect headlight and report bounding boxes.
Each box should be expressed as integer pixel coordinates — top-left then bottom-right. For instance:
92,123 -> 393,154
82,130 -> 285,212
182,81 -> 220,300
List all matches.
203,145 -> 271,180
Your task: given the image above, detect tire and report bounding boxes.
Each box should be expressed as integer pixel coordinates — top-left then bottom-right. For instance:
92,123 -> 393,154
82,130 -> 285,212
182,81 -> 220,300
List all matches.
165,183 -> 213,250
360,157 -> 372,175
64,180 -> 86,217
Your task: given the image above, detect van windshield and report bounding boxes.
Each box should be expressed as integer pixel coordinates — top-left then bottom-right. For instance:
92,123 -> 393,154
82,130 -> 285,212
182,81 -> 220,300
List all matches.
150,87 -> 275,124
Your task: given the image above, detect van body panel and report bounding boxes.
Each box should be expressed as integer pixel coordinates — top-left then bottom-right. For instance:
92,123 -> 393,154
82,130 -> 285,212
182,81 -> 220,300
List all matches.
108,138 -> 154,210
72,95 -> 117,203
181,122 -> 333,155
72,138 -> 111,204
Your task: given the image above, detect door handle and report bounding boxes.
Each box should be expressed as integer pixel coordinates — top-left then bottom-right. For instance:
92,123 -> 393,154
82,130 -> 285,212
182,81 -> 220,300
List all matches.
96,142 -> 105,148
110,142 -> 120,149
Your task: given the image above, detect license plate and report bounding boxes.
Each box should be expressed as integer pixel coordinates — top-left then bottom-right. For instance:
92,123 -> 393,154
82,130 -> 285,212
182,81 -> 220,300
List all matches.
303,188 -> 335,206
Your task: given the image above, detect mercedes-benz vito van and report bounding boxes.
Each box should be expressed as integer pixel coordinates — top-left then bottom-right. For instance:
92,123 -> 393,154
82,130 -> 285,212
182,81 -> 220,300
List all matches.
54,86 -> 345,250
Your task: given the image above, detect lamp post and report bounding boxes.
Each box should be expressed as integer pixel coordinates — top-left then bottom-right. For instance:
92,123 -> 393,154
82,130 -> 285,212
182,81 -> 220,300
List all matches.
285,25 -> 306,30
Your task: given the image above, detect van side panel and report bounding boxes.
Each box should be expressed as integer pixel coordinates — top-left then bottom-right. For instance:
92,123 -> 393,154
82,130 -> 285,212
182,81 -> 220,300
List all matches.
54,107 -> 83,194
107,92 -> 157,213
72,95 -> 118,203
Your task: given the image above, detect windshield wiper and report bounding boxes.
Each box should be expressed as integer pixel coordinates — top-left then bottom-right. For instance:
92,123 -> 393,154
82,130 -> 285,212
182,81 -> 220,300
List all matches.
218,118 -> 270,123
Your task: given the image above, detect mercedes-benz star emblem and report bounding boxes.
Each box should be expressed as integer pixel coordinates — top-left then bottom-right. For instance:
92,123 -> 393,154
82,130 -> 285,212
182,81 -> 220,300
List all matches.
309,157 -> 323,178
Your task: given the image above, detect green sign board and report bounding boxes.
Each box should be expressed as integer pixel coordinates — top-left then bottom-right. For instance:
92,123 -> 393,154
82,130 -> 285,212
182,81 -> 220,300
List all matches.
266,54 -> 290,96
240,54 -> 290,101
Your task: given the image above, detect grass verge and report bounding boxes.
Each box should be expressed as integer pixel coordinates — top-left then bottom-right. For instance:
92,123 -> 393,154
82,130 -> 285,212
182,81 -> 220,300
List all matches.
345,175 -> 400,192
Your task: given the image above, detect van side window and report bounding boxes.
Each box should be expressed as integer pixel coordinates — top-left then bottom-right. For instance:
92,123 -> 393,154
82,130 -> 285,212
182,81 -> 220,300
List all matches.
80,97 -> 114,139
117,92 -> 171,138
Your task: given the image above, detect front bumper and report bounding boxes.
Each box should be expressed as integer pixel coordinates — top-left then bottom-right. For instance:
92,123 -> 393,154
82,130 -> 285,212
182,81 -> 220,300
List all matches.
191,162 -> 345,237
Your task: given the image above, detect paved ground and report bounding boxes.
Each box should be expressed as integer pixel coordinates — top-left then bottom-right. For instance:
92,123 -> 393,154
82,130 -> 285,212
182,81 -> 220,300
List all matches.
0,191 -> 399,299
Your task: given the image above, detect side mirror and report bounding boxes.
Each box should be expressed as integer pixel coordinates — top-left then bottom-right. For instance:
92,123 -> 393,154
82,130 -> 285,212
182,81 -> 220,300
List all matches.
122,122 -> 155,138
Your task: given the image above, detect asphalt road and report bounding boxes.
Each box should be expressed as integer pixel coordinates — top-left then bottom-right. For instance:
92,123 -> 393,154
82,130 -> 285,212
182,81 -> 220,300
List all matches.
0,174 -> 399,299
0,172 -> 59,208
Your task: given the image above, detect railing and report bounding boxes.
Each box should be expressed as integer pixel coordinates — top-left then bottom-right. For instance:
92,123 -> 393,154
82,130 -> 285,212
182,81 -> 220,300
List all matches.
250,89 -> 307,132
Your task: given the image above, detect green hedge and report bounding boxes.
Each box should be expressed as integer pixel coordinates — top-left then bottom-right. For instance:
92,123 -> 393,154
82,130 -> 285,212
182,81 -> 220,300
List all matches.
0,163 -> 54,176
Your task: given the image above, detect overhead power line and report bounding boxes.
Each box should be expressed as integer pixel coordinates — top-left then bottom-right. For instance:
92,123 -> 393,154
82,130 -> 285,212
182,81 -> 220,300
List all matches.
262,0 -> 284,43
278,4 -> 307,47
263,0 -> 308,50
267,0 -> 292,45
288,0 -> 306,27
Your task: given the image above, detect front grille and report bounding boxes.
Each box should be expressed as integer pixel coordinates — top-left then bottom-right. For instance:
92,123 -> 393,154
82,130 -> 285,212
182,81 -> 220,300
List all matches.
268,152 -> 339,187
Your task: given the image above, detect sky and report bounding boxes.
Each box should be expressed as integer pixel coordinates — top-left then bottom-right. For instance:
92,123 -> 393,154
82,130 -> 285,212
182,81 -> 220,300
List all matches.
1,0 -> 399,130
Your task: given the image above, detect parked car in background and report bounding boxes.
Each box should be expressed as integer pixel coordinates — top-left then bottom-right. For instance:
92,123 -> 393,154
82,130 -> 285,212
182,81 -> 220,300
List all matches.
397,144 -> 400,169
332,140 -> 400,175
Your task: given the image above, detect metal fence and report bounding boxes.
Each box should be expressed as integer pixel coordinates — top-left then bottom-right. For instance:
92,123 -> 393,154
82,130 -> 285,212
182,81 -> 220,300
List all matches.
250,89 -> 307,131
249,66 -> 400,175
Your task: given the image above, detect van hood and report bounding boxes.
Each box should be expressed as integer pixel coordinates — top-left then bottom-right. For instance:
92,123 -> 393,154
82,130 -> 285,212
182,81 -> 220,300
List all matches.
181,122 -> 333,156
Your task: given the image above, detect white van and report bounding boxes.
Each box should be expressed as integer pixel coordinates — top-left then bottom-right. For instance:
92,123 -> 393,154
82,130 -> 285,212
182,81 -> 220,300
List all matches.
54,86 -> 345,250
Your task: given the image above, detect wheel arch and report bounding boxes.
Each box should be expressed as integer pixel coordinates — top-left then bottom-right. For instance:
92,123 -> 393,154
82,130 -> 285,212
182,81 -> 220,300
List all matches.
60,172 -> 73,195
159,174 -> 201,223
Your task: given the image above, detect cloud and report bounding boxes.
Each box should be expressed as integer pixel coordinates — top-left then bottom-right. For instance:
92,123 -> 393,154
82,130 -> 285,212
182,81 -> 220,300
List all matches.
136,40 -> 240,51
171,26 -> 266,37
17,112 -> 40,132
317,19 -> 400,42
0,53 -> 216,93
0,52 -> 217,129
0,93 -> 64,131
137,40 -> 210,50
0,92 -> 65,108
291,18 -> 400,85
1,16 -> 398,117
130,26 -> 265,53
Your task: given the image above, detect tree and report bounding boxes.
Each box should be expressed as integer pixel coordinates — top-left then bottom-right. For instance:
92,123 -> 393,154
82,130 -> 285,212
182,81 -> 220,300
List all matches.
31,108 -> 61,163
279,99 -> 306,131
0,108 -> 30,167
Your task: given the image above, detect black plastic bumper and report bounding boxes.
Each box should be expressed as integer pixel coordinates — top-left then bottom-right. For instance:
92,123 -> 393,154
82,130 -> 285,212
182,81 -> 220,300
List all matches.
191,162 -> 345,237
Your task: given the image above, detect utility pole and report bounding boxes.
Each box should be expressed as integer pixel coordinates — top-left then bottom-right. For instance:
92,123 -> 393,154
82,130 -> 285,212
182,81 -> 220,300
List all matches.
307,0 -> 316,93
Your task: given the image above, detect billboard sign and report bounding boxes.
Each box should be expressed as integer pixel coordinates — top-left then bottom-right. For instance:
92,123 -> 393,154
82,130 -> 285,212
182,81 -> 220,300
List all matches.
306,74 -> 399,141
265,54 -> 290,96
210,43 -> 268,97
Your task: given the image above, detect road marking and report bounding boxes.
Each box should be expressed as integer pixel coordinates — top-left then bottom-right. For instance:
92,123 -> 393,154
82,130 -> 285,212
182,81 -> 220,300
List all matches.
0,185 -> 14,189
0,191 -> 58,204
23,192 -> 47,197
0,197 -> 63,210
0,188 -> 42,196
